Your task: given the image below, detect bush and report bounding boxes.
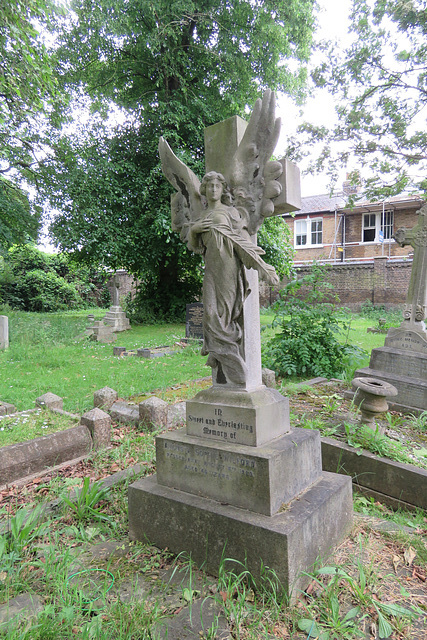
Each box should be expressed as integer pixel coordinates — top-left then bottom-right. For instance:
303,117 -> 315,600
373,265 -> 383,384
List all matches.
263,263 -> 365,379
14,269 -> 84,312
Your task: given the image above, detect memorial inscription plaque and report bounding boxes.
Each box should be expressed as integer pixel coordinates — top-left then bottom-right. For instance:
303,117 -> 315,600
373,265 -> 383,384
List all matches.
185,303 -> 204,340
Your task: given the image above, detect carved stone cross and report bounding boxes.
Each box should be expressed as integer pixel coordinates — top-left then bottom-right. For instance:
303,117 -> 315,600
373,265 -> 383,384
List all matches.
393,203 -> 427,328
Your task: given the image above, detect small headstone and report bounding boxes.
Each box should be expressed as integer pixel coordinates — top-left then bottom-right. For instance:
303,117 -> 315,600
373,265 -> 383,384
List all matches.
87,314 -> 95,324
0,401 -> 16,416
90,321 -> 117,343
167,401 -> 186,428
0,315 -> 9,350
185,303 -> 204,340
94,386 -> 118,410
110,401 -> 140,424
262,367 -> 276,388
35,392 -> 63,411
113,346 -> 127,356
139,396 -> 168,429
80,407 -> 111,450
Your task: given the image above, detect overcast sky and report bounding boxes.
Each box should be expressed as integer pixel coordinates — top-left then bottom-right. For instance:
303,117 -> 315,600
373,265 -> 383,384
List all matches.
277,0 -> 352,197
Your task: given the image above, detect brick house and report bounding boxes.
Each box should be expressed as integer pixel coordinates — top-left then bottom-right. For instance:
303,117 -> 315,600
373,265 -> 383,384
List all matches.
282,184 -> 423,265
277,185 -> 425,309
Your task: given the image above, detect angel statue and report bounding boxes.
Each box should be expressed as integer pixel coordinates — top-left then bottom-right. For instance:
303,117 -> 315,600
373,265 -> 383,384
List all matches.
159,90 -> 284,387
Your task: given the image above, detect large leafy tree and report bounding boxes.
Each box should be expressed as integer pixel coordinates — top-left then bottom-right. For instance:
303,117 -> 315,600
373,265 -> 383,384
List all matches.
0,0 -> 61,250
288,0 -> 427,200
38,0 -> 316,318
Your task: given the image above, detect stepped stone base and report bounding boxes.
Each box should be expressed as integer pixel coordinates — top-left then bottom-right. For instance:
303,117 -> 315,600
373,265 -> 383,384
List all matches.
129,471 -> 353,600
356,346 -> 427,412
102,306 -> 131,332
156,427 -> 322,516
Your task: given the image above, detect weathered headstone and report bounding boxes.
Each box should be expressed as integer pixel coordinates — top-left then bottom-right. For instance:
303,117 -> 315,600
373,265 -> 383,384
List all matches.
102,273 -> 131,332
129,91 -> 352,599
0,315 -> 9,350
185,303 -> 204,340
356,204 -> 427,412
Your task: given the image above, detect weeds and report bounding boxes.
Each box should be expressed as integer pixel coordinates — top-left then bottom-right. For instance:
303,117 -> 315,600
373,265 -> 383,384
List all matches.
62,478 -> 112,524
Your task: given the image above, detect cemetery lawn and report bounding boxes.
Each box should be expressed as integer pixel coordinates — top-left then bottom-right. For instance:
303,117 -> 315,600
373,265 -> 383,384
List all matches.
0,408 -> 79,448
0,419 -> 426,639
0,308 -> 390,414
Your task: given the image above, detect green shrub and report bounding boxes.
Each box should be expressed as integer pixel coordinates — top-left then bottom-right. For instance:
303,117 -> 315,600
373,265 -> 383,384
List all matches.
263,263 -> 365,379
14,269 -> 84,312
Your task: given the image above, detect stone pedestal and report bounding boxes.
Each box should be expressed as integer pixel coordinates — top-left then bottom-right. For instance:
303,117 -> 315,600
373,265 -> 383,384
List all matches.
0,316 -> 9,350
102,306 -> 131,332
128,384 -> 353,600
355,341 -> 427,413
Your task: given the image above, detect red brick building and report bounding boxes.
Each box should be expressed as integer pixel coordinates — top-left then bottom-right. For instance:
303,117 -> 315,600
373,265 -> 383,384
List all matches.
282,187 -> 423,265
278,187 -> 425,309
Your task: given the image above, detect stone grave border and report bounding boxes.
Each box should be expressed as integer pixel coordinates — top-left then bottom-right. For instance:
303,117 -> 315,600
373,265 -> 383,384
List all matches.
1,379 -> 425,510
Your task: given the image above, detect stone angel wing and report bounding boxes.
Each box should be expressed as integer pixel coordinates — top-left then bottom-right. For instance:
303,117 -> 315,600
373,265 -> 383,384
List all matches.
158,137 -> 204,252
228,90 -> 283,236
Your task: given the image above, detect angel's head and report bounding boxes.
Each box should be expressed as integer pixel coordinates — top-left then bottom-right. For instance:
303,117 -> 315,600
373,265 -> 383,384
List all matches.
200,172 -> 233,206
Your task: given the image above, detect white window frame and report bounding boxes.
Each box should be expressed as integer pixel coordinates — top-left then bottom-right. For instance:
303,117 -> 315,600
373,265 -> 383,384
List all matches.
294,217 -> 323,248
361,210 -> 394,243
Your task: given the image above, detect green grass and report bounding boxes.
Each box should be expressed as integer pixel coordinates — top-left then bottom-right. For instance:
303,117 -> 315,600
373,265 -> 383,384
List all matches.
0,306 -> 403,414
0,408 -> 78,448
0,309 -> 207,413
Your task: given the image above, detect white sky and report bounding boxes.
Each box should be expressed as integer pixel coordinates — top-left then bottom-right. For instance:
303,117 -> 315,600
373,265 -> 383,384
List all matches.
277,0 -> 352,197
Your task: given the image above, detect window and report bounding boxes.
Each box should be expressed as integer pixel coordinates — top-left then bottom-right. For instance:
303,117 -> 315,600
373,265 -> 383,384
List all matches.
295,217 -> 322,248
362,210 -> 394,242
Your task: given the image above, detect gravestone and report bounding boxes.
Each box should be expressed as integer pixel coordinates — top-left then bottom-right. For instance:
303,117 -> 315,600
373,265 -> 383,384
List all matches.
0,316 -> 9,350
102,273 -> 131,332
356,204 -> 427,412
185,303 -> 204,340
129,92 -> 352,599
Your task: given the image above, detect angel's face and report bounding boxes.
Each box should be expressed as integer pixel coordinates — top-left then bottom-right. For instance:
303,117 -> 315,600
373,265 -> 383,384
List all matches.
205,178 -> 223,203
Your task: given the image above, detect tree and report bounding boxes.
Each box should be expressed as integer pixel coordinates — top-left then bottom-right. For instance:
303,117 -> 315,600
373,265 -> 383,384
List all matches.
0,178 -> 40,252
36,0 -> 316,319
0,1 -> 62,250
287,0 -> 427,200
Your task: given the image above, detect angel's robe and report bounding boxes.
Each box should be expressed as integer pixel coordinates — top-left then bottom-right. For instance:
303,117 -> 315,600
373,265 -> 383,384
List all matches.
191,204 -> 275,385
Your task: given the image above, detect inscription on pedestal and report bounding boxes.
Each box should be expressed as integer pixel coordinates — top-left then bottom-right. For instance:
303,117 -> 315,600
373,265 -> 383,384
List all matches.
156,428 -> 323,516
187,404 -> 257,445
385,329 -> 427,353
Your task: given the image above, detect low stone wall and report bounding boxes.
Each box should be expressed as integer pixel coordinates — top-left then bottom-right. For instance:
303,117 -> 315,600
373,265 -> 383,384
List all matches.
260,258 -> 412,310
0,425 -> 93,486
321,437 -> 427,510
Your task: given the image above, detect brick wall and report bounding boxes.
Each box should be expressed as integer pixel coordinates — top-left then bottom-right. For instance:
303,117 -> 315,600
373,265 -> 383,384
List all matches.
107,270 -> 138,305
260,258 -> 413,309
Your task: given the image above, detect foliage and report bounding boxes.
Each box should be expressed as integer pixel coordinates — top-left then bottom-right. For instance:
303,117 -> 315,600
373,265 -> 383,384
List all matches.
0,178 -> 40,252
257,216 -> 295,281
0,245 -> 110,311
35,0 -> 316,320
263,263 -> 365,379
0,1 -> 64,251
287,0 -> 427,199
62,478 -> 112,524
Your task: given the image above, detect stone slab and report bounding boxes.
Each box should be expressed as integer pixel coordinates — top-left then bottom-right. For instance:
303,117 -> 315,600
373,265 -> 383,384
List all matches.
0,315 -> 9,350
156,427 -> 322,516
185,303 -> 204,340
186,386 -> 289,447
355,366 -> 427,411
0,425 -> 92,487
153,597 -> 231,640
0,593 -> 44,627
369,346 -> 427,380
321,437 -> 427,510
129,472 -> 353,601
0,402 -> 16,416
110,401 -> 140,424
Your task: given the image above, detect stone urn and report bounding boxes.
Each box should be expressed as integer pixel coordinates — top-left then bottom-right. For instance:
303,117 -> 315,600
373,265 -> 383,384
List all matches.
352,377 -> 398,433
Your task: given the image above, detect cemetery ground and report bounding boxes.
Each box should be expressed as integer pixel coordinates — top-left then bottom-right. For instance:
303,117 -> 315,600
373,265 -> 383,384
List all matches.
0,307 -> 426,638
